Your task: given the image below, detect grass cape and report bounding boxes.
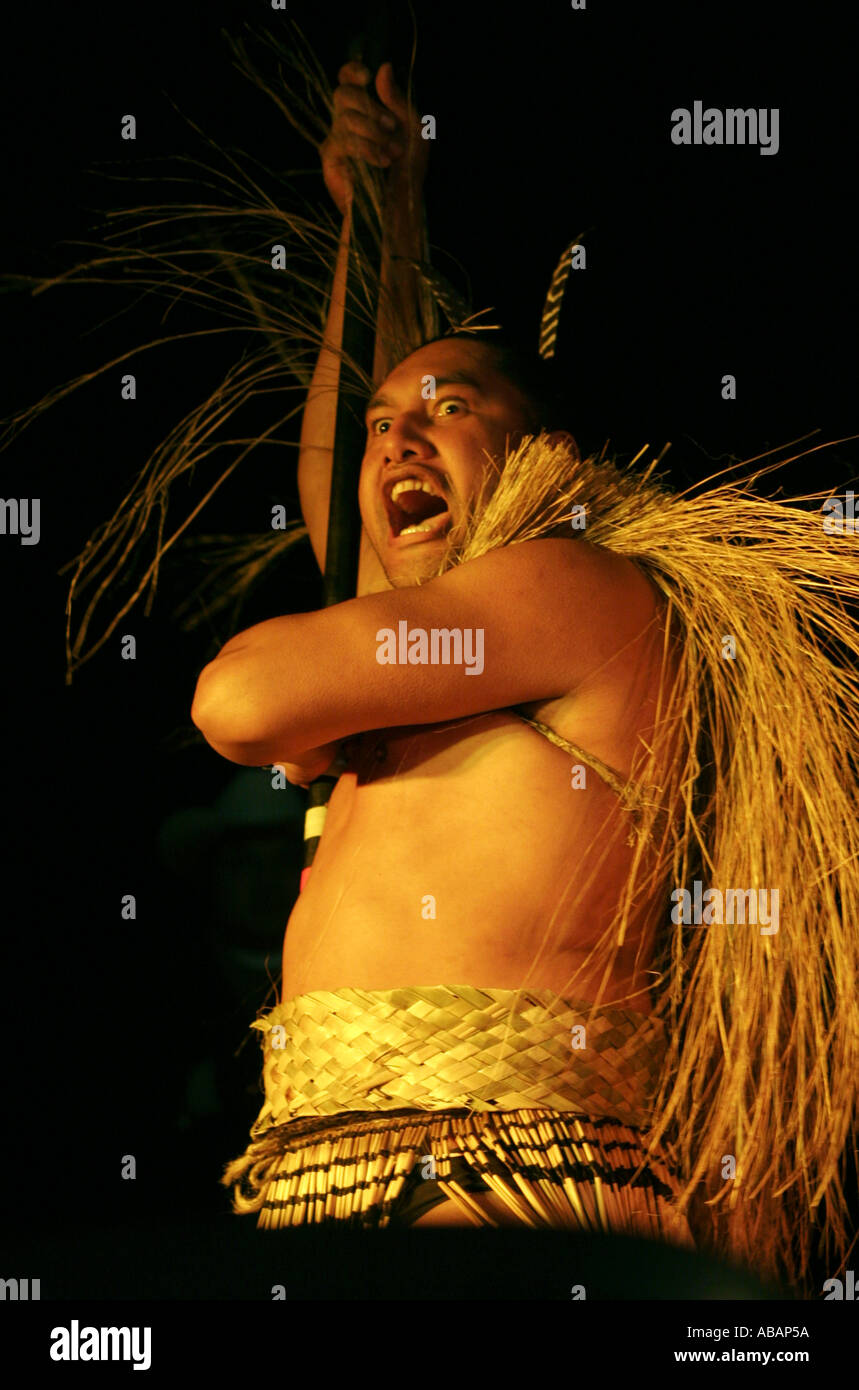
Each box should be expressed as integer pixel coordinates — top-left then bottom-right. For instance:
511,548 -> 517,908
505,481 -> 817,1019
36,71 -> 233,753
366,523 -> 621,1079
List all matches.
439,430 -> 859,1293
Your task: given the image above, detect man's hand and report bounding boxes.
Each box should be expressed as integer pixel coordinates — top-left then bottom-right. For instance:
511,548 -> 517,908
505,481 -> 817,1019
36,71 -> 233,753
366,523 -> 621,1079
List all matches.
196,724 -> 341,783
273,743 -> 341,788
322,60 -> 429,216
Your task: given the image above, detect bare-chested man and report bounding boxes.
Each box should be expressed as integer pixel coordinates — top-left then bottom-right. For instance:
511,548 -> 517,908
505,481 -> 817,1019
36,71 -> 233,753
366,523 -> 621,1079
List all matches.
192,60 -> 686,1235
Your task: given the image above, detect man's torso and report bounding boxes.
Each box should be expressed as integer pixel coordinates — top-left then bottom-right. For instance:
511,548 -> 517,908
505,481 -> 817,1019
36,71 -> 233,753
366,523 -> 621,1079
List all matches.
281,585 -> 670,1014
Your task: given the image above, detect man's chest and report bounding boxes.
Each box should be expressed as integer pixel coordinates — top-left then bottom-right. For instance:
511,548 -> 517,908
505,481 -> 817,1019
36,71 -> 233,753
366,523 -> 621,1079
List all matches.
338,696 -> 570,781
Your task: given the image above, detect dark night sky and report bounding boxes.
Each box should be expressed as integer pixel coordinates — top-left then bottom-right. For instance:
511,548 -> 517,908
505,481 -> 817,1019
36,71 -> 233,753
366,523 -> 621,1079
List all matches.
0,0 -> 856,1300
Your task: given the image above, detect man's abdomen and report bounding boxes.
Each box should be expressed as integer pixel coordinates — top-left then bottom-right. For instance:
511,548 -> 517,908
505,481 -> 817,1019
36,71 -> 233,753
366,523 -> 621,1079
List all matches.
280,712 -> 658,1010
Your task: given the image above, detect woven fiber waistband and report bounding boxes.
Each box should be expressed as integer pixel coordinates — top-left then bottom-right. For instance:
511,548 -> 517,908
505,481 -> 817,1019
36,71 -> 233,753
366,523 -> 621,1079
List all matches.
247,985 -> 667,1136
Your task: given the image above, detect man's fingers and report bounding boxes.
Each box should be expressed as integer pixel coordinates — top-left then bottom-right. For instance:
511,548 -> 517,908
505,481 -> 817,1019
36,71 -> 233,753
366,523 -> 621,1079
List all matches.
341,107 -> 399,141
333,83 -> 379,117
325,135 -> 391,169
324,60 -> 409,182
375,61 -> 410,122
345,138 -> 393,168
334,82 -> 400,132
337,60 -> 372,87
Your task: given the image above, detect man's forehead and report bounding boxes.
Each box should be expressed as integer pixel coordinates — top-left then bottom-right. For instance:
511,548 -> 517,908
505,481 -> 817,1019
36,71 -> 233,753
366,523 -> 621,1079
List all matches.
367,341 -> 504,411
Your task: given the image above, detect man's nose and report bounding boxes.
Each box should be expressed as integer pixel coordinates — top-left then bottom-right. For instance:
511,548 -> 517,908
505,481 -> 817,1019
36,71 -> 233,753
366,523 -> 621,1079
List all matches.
382,416 -> 435,463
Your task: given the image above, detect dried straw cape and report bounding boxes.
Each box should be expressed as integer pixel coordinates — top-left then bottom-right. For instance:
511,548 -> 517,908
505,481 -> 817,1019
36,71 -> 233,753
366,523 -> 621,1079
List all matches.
4,22 -> 858,1295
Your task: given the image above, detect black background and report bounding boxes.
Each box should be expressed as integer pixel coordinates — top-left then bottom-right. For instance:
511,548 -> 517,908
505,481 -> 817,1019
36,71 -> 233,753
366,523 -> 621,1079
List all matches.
1,0 -> 856,1302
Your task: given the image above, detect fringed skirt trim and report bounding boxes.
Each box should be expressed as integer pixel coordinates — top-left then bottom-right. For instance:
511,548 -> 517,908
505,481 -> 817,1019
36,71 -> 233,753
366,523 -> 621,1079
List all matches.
222,1104 -> 694,1246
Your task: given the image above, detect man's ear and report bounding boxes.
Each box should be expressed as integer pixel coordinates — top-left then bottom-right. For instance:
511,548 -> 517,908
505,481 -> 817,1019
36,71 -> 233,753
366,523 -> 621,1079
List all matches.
544,429 -> 580,462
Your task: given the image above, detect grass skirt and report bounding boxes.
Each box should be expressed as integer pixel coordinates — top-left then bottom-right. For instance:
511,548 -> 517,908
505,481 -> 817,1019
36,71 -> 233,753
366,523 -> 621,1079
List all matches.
220,985 -> 694,1243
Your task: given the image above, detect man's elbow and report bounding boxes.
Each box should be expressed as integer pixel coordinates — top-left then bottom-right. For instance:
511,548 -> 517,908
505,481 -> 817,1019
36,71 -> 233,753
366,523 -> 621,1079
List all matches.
191,662 -> 230,739
192,661 -> 269,749
191,660 -> 307,763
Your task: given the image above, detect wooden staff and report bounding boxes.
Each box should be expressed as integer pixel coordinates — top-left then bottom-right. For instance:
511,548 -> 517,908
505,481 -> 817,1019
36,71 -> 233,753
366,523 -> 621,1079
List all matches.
302,12 -> 393,882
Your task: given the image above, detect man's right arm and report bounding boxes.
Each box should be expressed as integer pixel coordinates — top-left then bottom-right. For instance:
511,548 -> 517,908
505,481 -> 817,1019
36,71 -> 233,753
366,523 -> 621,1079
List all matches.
298,60 -> 430,597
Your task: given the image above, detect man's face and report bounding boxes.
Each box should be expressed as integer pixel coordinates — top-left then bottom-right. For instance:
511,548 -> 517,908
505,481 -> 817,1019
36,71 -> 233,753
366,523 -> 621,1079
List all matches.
358,339 -> 535,587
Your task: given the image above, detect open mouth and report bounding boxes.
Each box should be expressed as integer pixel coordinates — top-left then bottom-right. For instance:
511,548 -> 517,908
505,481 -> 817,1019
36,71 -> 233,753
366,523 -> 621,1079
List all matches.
383,476 -> 451,540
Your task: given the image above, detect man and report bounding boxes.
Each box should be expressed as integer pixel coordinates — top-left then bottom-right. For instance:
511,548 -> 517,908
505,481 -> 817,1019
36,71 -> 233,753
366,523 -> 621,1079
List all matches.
188,53 -> 859,1297
192,59 -> 693,1240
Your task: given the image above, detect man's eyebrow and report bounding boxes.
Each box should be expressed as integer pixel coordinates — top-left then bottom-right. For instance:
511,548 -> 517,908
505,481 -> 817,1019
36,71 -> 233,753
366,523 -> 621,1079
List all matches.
363,372 -> 485,419
435,373 -> 485,396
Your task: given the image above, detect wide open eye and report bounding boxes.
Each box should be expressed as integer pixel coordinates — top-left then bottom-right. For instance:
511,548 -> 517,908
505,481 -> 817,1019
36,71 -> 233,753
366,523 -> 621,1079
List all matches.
369,418 -> 391,435
434,398 -> 468,418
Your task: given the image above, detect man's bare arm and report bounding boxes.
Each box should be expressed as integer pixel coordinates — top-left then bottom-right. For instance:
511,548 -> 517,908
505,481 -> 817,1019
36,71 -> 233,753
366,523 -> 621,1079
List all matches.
299,60 -> 429,597
191,538 -> 660,764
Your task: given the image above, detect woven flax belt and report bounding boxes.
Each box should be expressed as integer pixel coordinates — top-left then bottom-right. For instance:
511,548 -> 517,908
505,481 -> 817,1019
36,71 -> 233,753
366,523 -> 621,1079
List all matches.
220,985 -> 692,1241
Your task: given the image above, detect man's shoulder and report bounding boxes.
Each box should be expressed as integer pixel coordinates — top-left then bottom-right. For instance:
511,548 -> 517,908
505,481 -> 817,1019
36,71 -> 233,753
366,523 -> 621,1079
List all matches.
450,536 -> 657,621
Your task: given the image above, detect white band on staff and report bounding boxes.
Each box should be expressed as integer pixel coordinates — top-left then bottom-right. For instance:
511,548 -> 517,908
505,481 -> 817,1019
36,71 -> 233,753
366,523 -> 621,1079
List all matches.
304,805 -> 328,840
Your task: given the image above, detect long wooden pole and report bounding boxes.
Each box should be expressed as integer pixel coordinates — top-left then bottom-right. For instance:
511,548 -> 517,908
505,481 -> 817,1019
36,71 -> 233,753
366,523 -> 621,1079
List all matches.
301,14 -> 391,887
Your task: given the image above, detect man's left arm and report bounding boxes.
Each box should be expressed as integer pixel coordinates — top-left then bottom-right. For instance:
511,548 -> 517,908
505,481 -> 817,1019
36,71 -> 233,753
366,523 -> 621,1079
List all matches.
190,538 -> 656,765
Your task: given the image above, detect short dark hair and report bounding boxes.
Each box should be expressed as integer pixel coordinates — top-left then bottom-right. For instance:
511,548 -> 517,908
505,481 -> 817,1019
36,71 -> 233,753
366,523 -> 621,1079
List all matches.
415,331 -> 569,434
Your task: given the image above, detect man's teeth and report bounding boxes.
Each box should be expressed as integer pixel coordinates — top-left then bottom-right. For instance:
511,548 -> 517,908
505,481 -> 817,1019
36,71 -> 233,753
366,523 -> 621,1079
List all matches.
400,520 -> 440,535
390,479 -> 438,501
